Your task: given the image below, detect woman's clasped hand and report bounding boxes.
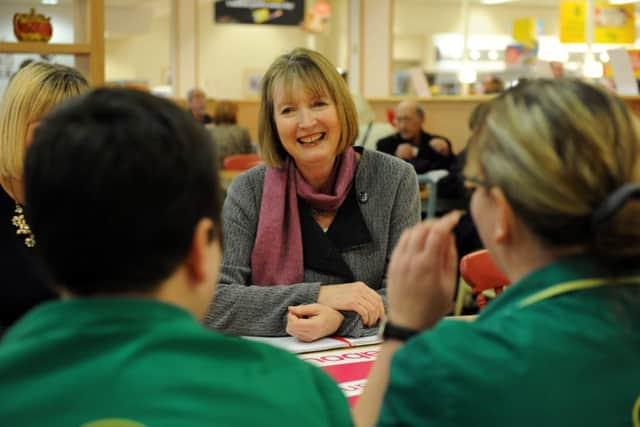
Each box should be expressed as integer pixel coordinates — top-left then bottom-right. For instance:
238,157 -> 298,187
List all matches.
286,281 -> 385,341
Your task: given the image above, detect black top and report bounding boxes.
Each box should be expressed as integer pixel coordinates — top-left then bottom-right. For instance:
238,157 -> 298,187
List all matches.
376,130 -> 455,174
0,186 -> 55,329
299,185 -> 372,281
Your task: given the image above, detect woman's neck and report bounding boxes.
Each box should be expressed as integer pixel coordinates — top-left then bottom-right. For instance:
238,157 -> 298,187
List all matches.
500,238 -> 586,284
297,160 -> 337,193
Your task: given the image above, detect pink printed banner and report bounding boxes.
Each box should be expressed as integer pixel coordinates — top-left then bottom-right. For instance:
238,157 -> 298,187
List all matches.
301,347 -> 380,407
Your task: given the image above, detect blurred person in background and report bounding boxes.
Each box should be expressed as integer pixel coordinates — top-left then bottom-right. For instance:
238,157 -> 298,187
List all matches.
187,88 -> 213,125
209,100 -> 255,169
377,100 -> 455,175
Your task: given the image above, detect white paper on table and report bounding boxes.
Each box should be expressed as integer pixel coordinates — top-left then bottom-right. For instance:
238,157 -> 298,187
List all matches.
243,334 -> 381,354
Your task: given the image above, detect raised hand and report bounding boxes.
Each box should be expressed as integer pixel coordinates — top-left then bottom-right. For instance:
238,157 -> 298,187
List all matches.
387,211 -> 461,331
395,143 -> 417,160
429,138 -> 451,156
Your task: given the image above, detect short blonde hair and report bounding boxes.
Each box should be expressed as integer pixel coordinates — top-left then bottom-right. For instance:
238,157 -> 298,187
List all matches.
465,79 -> 640,265
258,48 -> 358,168
0,62 -> 88,179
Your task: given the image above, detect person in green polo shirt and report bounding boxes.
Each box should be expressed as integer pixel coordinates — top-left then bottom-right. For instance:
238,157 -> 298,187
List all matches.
0,88 -> 352,427
354,79 -> 640,427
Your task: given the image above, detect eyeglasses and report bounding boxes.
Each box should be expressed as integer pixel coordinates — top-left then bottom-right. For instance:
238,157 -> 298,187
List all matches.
393,116 -> 418,124
463,175 -> 492,194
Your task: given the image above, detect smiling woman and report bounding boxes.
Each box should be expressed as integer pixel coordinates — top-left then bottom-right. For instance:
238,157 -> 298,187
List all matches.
205,48 -> 421,342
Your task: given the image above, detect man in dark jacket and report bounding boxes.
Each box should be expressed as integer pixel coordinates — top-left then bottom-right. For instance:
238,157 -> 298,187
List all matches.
376,100 -> 454,174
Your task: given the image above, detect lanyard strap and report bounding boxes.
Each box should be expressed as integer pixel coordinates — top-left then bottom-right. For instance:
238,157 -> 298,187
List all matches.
518,275 -> 640,308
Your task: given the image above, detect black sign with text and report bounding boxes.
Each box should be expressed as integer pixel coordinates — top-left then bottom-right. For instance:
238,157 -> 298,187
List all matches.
214,0 -> 305,26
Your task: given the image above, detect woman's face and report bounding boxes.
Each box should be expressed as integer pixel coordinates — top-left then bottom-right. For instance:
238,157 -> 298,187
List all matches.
272,81 -> 341,173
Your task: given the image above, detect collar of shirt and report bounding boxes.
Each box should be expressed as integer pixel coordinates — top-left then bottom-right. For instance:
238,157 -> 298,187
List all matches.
477,254 -> 640,321
4,298 -> 197,343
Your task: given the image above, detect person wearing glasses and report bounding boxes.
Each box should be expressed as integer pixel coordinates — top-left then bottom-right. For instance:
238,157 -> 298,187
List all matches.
355,79 -> 640,426
376,100 -> 454,174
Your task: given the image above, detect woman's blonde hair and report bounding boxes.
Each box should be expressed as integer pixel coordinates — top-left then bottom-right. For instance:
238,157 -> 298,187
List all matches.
0,62 -> 89,179
257,48 -> 358,167
465,79 -> 640,265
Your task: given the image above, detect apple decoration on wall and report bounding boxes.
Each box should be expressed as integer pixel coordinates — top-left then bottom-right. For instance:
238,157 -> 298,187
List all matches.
13,8 -> 53,42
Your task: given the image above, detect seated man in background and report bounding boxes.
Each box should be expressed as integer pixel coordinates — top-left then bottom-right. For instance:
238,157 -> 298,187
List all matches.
208,100 -> 255,169
187,87 -> 213,124
376,100 -> 454,174
0,88 -> 351,426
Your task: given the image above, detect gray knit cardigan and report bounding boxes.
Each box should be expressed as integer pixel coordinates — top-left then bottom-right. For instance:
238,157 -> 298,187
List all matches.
204,149 -> 421,337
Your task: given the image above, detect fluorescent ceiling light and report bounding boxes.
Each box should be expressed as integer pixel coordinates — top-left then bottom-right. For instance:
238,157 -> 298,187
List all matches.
41,0 -> 59,4
481,0 -> 514,4
583,53 -> 603,78
458,67 -> 478,84
608,0 -> 638,4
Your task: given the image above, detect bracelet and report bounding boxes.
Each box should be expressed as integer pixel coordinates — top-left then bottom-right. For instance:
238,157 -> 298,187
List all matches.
378,318 -> 420,342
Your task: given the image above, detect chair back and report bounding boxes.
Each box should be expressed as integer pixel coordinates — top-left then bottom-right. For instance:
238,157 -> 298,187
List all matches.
459,249 -> 510,310
223,153 -> 262,171
418,169 -> 449,219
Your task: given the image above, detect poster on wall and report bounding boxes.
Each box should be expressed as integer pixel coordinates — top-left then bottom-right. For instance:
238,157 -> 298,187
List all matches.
559,0 -> 586,43
594,2 -> 635,44
559,0 -> 635,44
214,0 -> 305,26
512,17 -> 541,49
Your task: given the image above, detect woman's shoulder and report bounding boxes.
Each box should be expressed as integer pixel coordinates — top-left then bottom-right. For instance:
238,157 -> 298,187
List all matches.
225,164 -> 268,204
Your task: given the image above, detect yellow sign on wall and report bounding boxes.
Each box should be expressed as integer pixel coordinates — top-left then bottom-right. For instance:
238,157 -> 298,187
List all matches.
560,1 -> 635,44
513,17 -> 538,48
594,2 -> 635,44
560,1 -> 586,43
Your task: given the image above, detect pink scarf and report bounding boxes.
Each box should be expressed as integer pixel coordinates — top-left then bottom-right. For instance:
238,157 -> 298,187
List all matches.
251,147 -> 357,286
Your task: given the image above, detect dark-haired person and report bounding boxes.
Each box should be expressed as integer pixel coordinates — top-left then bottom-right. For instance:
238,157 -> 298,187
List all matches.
205,48 -> 421,341
355,79 -> 640,426
0,88 -> 352,426
0,62 -> 88,330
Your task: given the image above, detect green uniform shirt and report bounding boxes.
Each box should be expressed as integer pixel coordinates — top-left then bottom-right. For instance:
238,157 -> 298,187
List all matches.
378,255 -> 640,426
0,298 -> 353,427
